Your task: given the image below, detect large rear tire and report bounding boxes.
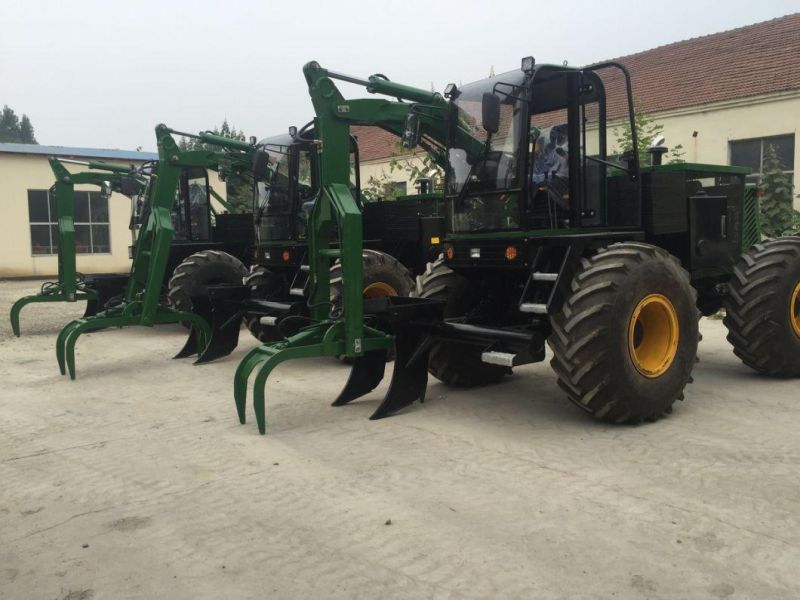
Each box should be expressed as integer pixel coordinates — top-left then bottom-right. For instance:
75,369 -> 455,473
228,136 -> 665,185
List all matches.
414,256 -> 510,387
723,236 -> 800,376
167,250 -> 247,314
549,242 -> 698,423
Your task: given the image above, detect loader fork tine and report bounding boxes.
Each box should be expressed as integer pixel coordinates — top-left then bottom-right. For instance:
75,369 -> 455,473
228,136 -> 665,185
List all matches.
369,330 -> 433,420
332,349 -> 387,407
82,297 -> 99,318
174,326 -> 199,359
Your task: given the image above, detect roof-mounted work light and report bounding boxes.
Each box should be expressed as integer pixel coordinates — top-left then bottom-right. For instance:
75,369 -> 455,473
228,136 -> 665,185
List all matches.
521,56 -> 535,74
444,83 -> 459,99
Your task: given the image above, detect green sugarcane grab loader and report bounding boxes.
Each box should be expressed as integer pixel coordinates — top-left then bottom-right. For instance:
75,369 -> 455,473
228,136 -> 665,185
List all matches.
10,158 -> 146,336
54,125 -> 267,379
234,58 -> 800,434
244,126 -> 445,342
186,119 -> 447,361
232,61 -> 478,433
11,151 -> 255,338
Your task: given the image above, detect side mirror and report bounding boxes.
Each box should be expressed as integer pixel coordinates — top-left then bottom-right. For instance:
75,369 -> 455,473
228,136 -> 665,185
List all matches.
252,149 -> 270,180
401,113 -> 421,149
482,92 -> 500,134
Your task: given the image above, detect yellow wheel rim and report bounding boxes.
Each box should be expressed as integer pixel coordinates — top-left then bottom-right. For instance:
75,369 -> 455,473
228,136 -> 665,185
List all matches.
628,293 -> 680,378
362,282 -> 398,299
791,281 -> 800,338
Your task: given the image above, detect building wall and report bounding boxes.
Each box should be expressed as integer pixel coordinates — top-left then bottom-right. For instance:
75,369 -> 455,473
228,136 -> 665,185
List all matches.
640,92 -> 799,209
0,153 -> 229,278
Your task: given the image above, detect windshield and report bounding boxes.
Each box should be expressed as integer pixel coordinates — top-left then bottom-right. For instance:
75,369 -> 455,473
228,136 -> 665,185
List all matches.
447,69 -> 526,232
255,145 -> 293,241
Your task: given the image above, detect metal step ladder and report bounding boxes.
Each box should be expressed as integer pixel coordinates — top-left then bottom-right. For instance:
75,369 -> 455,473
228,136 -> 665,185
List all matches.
289,251 -> 310,297
518,246 -> 572,316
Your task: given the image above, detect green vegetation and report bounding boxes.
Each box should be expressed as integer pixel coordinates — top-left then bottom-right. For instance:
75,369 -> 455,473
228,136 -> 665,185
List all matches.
613,100 -> 683,165
362,146 -> 443,201
0,105 -> 37,144
179,120 -> 251,213
758,144 -> 800,237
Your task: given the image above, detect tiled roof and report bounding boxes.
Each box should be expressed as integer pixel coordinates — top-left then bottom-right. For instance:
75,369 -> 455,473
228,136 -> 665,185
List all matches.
351,126 -> 406,163
356,13 -> 800,161
0,143 -> 157,161
598,12 -> 800,121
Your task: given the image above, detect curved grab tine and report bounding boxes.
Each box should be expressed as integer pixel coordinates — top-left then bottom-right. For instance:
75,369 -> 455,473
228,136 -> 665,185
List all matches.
61,317 -> 115,380
64,326 -> 84,380
250,344 -> 316,435
251,362 -> 274,435
55,322 -> 77,375
10,297 -> 30,337
233,347 -> 271,425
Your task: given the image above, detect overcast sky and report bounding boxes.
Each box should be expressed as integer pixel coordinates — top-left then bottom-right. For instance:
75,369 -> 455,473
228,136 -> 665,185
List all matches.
1,0 -> 797,152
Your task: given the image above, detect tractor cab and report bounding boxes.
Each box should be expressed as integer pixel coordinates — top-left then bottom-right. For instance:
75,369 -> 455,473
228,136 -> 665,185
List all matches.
443,59 -> 641,250
254,132 -> 318,246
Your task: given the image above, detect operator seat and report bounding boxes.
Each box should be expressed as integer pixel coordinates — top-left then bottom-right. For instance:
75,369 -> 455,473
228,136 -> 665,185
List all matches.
529,124 -> 570,226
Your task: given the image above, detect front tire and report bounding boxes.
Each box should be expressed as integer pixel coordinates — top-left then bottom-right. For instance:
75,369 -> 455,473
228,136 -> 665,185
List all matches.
243,266 -> 286,342
549,242 -> 698,423
723,236 -> 800,376
414,256 -> 510,387
167,250 -> 247,314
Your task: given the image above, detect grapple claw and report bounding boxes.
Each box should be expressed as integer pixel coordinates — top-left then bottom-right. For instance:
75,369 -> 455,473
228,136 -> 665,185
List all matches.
234,346 -> 273,425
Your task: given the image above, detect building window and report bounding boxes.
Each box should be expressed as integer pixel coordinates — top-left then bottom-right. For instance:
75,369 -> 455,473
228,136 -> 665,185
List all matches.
730,134 -> 794,185
28,189 -> 111,255
28,190 -> 58,255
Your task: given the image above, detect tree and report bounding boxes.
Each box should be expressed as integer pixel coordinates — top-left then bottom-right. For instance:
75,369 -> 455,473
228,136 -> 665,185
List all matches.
177,119 -> 245,151
613,100 -> 682,166
0,105 -> 38,143
19,115 -> 37,144
759,144 -> 800,237
178,120 -> 251,213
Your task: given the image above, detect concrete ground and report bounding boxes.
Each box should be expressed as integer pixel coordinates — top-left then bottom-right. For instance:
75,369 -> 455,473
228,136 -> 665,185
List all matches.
0,279 -> 798,600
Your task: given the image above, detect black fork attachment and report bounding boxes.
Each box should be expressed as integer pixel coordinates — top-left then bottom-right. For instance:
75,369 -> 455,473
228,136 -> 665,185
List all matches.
332,296 -> 444,420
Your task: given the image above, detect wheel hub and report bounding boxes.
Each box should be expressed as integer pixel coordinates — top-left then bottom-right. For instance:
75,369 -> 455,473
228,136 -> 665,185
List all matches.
628,293 -> 680,378
363,282 -> 398,299
791,281 -> 800,338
